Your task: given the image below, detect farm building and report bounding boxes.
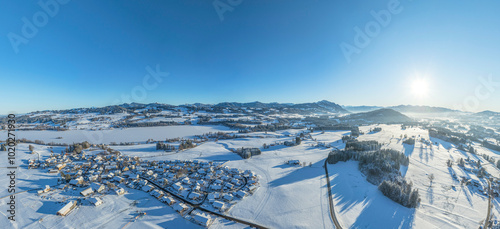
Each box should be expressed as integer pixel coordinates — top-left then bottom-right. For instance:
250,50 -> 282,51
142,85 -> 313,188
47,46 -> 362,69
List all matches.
89,197 -> 103,206
57,201 -> 77,216
80,187 -> 94,197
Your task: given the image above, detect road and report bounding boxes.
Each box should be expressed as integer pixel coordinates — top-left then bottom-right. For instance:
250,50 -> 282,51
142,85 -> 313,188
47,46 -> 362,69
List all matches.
324,159 -> 343,229
484,179 -> 492,229
141,176 -> 269,229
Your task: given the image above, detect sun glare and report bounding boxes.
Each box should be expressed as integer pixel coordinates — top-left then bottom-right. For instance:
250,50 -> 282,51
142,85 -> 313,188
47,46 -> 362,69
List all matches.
411,79 -> 429,98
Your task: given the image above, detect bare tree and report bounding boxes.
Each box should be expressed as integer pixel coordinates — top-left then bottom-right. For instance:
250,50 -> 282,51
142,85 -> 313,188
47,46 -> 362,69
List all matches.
428,174 -> 435,186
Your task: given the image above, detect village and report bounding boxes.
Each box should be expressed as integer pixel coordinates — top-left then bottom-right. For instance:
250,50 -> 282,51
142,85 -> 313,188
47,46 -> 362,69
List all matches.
28,146 -> 260,228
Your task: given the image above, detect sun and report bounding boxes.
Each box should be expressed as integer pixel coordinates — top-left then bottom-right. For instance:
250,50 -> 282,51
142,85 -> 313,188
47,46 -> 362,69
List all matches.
411,78 -> 429,98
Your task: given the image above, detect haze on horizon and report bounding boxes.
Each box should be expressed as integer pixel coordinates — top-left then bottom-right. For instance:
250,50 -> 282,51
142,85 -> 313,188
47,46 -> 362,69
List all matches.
1,0 -> 500,114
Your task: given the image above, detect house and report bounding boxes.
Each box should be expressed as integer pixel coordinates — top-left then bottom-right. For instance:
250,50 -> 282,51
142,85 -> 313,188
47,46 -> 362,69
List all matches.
57,201 -> 77,216
173,202 -> 189,214
188,192 -> 201,200
230,178 -> 240,185
224,183 -> 234,190
213,200 -> 225,210
91,183 -> 106,193
115,188 -> 126,195
287,160 -> 300,165
166,197 -> 176,205
247,185 -> 259,193
89,197 -> 103,206
172,182 -> 183,192
113,176 -> 124,183
223,193 -> 233,202
138,179 -> 148,186
142,185 -> 154,192
69,177 -> 84,186
207,193 -> 220,203
161,196 -> 176,205
37,185 -> 51,195
80,187 -> 94,197
192,212 -> 212,227
150,189 -> 164,199
235,190 -> 247,198
210,184 -> 222,190
56,163 -> 66,170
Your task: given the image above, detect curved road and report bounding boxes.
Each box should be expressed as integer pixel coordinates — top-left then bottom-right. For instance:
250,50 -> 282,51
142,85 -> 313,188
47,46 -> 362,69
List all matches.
324,159 -> 343,229
484,179 -> 492,228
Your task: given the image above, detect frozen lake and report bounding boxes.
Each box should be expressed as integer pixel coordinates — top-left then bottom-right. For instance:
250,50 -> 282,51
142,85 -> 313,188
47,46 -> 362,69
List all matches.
7,125 -> 234,144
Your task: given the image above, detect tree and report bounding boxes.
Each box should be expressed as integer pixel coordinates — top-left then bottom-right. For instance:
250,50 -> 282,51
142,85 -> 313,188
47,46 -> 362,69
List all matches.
428,174 -> 435,186
29,145 -> 35,152
446,159 -> 453,167
408,189 -> 421,208
82,141 -> 91,149
458,158 -> 465,167
295,136 -> 301,145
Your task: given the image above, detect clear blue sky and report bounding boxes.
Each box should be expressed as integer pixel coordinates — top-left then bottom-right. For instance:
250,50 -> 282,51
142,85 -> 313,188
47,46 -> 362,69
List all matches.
1,0 -> 500,114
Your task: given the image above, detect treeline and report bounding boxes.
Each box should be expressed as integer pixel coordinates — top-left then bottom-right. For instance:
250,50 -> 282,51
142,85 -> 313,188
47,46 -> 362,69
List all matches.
378,180 -> 420,208
327,148 -> 409,183
114,121 -> 179,128
198,119 -> 262,125
0,115 -> 76,126
156,142 -> 176,151
312,124 -> 352,131
345,140 -> 381,151
403,138 -> 415,145
178,140 -> 195,150
327,146 -> 418,208
428,127 -> 470,145
67,141 -> 91,154
194,132 -> 239,140
236,123 -> 301,133
482,140 -> 500,152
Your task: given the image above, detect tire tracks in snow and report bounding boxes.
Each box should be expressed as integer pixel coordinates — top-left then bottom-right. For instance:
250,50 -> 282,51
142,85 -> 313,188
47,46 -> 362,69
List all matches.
243,160 -> 273,221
